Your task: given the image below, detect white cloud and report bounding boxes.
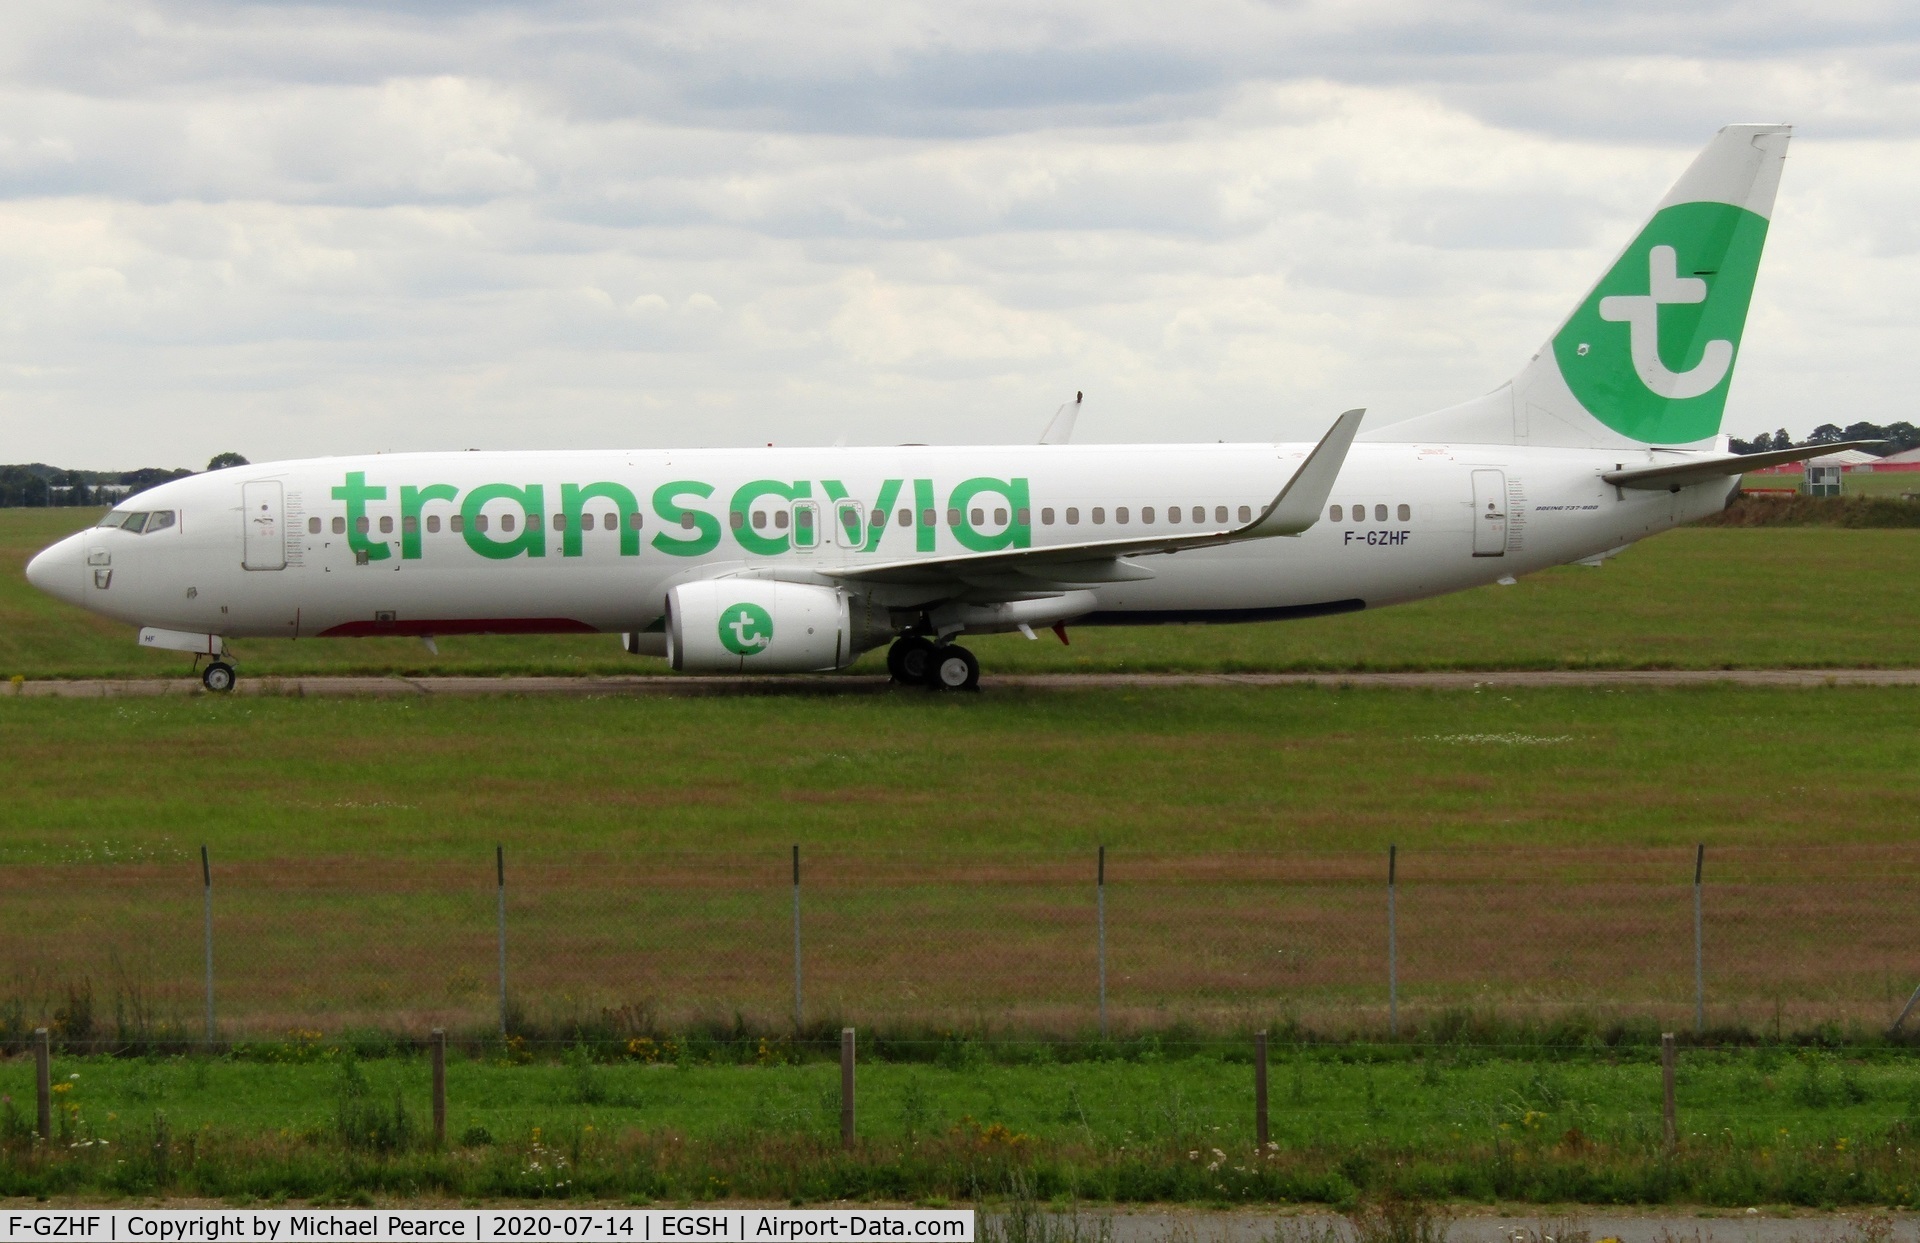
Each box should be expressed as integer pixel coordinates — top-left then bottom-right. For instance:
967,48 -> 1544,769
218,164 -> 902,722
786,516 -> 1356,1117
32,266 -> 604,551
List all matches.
0,0 -> 1917,466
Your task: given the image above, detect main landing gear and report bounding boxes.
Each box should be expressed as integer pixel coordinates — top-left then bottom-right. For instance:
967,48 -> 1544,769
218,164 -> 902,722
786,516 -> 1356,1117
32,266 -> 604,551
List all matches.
886,636 -> 980,692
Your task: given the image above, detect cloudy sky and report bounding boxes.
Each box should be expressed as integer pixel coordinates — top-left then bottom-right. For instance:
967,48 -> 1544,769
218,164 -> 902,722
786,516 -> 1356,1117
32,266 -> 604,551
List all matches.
3,1 -> 1917,468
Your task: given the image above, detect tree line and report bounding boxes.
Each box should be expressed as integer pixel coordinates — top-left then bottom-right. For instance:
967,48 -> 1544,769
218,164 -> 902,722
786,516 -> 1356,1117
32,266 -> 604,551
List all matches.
0,454 -> 249,508
1731,422 -> 1920,455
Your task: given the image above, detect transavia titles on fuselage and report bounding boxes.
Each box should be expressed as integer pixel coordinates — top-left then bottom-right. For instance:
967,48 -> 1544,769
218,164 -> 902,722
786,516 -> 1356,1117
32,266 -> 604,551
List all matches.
25,124 -> 1865,692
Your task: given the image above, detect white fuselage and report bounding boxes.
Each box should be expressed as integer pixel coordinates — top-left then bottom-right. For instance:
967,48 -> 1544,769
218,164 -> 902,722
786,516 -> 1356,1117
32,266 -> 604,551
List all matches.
25,440 -> 1730,656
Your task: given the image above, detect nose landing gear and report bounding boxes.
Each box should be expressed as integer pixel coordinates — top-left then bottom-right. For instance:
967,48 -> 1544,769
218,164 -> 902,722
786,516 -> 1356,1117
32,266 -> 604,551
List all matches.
201,661 -> 237,693
886,636 -> 980,692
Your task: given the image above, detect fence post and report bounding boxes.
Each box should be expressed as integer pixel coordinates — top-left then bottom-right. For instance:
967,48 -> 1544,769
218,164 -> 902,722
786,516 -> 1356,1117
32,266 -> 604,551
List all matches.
840,1027 -> 856,1150
1254,1030 -> 1269,1148
34,1027 -> 51,1140
792,845 -> 803,1030
1693,844 -> 1705,1036
1387,844 -> 1398,1038
200,845 -> 215,1045
1661,1032 -> 1677,1150
1097,845 -> 1108,1039
495,845 -> 508,1036
431,1029 -> 447,1147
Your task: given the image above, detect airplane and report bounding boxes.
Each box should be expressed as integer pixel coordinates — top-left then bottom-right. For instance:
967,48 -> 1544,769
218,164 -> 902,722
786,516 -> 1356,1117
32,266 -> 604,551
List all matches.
25,123 -> 1869,693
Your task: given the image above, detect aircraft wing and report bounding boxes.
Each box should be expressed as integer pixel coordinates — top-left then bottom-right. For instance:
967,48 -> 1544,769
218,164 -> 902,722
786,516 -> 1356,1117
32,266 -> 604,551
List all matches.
826,409 -> 1363,592
1602,440 -> 1882,491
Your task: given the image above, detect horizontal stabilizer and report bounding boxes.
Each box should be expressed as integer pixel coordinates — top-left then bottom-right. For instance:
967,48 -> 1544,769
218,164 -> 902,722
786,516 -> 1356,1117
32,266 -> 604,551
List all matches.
1602,440 -> 1881,490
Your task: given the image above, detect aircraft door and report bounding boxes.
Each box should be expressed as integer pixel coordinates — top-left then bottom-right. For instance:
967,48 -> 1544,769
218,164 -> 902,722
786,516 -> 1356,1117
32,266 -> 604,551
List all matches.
833,500 -> 864,549
792,502 -> 818,551
242,481 -> 287,570
1471,469 -> 1506,557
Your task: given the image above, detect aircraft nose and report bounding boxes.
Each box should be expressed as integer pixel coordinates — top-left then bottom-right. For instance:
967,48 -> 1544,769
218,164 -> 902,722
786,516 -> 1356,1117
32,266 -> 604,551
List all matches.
24,534 -> 87,607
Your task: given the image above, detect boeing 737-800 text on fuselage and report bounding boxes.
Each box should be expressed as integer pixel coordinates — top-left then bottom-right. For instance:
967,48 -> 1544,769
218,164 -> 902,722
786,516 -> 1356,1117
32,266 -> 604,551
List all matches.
26,125 -> 1862,691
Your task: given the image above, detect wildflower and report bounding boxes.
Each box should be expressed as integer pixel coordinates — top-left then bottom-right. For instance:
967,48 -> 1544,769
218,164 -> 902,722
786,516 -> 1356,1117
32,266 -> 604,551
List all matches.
68,1074 -> 79,1081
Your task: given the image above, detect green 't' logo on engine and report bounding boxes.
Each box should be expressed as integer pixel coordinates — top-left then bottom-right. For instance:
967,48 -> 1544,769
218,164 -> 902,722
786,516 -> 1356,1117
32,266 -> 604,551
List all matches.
1553,201 -> 1770,444
719,603 -> 774,656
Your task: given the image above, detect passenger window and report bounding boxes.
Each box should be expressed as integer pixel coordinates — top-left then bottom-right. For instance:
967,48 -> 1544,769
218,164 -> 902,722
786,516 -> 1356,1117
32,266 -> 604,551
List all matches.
970,508 -> 984,525
526,513 -> 541,532
451,515 -> 465,533
403,516 -> 417,534
870,509 -> 886,528
1374,504 -> 1387,522
946,508 -> 961,527
899,509 -> 912,527
921,508 -> 936,527
1238,505 -> 1252,523
1115,507 -> 1128,524
1329,505 -> 1342,522
475,514 -> 490,533
1142,506 -> 1154,523
1041,508 -> 1055,525
333,517 -> 346,535
427,516 -> 441,534
751,511 -> 766,530
501,513 -> 515,532
1398,503 -> 1411,522
379,515 -> 393,534
1215,506 -> 1228,524
728,512 -> 742,530
553,513 -> 566,531
1350,504 -> 1364,523
1168,507 -> 1181,524
628,512 -> 643,530
994,507 -> 1007,525
680,512 -> 696,530
355,516 -> 369,535
1014,507 -> 1027,526
1092,507 -> 1105,524
775,510 -> 789,530
1191,506 -> 1204,523
308,517 -> 321,534
1066,507 -> 1080,525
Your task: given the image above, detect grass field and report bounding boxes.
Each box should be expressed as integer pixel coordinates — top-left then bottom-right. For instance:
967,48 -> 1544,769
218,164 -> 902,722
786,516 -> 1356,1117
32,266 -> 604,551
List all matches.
9,510 -> 1920,1206
3,687 -> 1918,1037
8,1042 -> 1920,1205
7,508 -> 1920,677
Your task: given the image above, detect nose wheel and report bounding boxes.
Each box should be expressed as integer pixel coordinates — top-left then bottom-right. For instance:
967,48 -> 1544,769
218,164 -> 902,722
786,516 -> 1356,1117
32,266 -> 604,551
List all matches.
201,661 -> 237,693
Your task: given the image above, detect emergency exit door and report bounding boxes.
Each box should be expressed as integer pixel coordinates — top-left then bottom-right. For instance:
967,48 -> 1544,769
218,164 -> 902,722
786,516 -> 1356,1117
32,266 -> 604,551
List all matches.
1471,469 -> 1507,557
242,481 -> 286,570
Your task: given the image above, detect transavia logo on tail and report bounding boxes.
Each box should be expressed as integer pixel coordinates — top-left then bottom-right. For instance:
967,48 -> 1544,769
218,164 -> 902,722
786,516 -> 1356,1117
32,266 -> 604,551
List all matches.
1553,201 -> 1769,445
1598,246 -> 1733,399
720,603 -> 774,656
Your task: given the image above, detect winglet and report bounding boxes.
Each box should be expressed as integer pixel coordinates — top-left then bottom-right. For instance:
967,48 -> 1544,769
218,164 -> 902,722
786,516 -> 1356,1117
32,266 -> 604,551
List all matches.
1039,392 -> 1082,445
1235,409 -> 1364,538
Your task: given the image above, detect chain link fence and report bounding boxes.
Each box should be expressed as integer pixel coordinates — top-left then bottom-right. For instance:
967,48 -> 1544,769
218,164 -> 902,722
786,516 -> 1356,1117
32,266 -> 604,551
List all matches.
4,845 -> 1918,1047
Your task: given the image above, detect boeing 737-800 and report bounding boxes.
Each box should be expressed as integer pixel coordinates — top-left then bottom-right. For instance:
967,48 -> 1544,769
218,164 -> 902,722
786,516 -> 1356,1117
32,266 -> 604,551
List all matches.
25,124 -> 1863,692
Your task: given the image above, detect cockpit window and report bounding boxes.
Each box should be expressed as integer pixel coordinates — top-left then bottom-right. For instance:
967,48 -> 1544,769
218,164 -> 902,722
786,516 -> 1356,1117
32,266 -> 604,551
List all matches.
121,512 -> 151,534
95,512 -> 128,529
145,511 -> 175,532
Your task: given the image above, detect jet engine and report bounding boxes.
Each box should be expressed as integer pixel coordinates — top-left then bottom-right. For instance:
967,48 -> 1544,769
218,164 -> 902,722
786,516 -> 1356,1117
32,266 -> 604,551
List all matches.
667,580 -> 858,673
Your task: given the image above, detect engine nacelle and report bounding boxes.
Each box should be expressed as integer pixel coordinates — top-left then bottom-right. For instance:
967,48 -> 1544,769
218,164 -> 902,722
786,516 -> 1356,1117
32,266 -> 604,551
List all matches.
667,580 -> 855,673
